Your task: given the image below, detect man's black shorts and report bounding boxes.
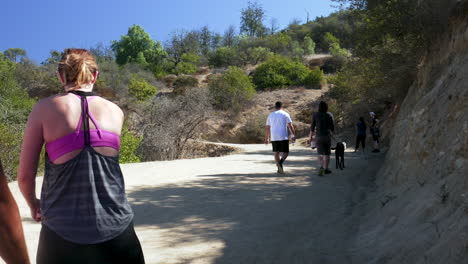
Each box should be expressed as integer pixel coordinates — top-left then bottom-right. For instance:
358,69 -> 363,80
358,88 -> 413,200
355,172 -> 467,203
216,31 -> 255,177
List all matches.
271,140 -> 289,153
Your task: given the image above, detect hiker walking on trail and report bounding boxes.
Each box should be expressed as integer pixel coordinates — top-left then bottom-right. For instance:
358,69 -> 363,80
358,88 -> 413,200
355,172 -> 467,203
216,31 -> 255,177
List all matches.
369,112 -> 381,153
0,159 -> 30,264
18,49 -> 145,264
355,117 -> 366,152
265,101 -> 296,174
309,101 -> 335,176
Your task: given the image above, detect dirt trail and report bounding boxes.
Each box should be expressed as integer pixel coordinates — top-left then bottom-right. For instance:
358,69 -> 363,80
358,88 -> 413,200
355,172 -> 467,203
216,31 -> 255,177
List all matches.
6,144 -> 384,264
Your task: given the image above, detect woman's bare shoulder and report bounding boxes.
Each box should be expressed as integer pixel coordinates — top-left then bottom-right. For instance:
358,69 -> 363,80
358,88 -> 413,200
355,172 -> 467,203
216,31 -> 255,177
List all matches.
94,96 -> 124,118
31,94 -> 66,111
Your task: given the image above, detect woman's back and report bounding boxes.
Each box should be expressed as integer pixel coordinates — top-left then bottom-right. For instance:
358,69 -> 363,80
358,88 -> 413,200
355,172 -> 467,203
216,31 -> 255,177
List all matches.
37,93 -> 123,164
39,91 -> 133,244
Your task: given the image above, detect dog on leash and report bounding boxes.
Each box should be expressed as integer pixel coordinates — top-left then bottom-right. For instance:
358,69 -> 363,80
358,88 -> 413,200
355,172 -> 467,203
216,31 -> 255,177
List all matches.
335,142 -> 346,170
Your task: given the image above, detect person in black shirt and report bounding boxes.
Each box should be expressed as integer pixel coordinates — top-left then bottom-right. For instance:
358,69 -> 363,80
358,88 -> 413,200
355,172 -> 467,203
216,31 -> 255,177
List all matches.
309,101 -> 334,176
370,112 -> 380,153
355,117 -> 366,152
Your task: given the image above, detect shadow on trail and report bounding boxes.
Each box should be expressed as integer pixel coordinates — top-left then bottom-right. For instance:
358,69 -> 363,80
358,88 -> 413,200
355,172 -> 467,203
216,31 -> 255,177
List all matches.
128,147 -> 366,264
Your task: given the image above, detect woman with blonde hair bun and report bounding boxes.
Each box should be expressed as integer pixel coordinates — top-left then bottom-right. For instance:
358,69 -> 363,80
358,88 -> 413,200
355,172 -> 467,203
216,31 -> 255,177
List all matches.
18,48 -> 145,264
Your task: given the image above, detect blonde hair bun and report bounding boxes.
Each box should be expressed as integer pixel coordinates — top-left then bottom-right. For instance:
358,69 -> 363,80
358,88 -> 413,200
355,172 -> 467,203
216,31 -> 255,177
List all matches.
58,48 -> 98,88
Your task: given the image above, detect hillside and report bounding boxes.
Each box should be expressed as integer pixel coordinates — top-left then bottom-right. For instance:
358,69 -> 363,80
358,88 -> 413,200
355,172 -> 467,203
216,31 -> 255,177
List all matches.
348,2 -> 468,263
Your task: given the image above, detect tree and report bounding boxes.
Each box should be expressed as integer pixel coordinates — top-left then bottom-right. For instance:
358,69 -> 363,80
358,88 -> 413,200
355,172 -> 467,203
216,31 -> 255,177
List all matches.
223,25 -> 237,46
3,48 -> 27,63
269,18 -> 280,34
240,1 -> 267,37
89,42 -> 114,62
290,41 -> 305,60
111,25 -> 166,67
322,32 -> 340,52
289,18 -> 302,27
211,33 -> 223,50
303,36 -> 316,55
166,30 -> 201,73
199,26 -> 212,56
42,50 -> 62,65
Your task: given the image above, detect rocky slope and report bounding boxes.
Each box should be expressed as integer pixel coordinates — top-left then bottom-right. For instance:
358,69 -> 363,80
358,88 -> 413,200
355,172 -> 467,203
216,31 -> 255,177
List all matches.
350,2 -> 468,263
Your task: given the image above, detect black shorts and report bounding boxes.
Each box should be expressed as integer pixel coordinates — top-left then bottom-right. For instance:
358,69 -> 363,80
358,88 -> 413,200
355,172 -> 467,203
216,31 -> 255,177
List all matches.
37,222 -> 145,264
316,136 -> 331,155
272,140 -> 289,153
372,134 -> 380,142
371,128 -> 380,142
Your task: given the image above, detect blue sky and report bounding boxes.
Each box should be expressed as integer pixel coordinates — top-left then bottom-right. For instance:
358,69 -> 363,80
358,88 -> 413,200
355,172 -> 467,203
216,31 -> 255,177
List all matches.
1,0 -> 337,63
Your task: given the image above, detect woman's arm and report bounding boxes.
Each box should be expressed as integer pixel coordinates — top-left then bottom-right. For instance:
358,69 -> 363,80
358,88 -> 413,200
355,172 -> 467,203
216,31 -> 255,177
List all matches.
0,160 -> 30,264
18,102 -> 44,222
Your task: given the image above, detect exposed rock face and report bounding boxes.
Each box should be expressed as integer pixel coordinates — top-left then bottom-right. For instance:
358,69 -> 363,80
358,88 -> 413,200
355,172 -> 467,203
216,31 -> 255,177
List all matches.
351,2 -> 468,263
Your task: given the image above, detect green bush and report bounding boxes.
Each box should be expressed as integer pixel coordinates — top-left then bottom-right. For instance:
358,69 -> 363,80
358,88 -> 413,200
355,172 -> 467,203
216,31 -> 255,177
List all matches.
252,56 -> 311,90
119,124 -> 142,164
303,36 -> 316,55
0,57 -> 35,181
290,41 -> 305,60
322,32 -> 340,52
0,123 -> 24,181
208,66 -> 255,113
174,53 -> 200,75
128,76 -> 158,101
303,68 -> 325,89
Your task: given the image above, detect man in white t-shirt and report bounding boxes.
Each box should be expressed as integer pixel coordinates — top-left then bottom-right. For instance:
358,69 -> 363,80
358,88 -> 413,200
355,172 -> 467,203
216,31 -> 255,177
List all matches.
265,101 -> 296,174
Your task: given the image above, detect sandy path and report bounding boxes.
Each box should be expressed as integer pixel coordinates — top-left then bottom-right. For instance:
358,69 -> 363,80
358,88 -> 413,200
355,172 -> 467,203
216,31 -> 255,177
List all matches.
6,144 -> 383,264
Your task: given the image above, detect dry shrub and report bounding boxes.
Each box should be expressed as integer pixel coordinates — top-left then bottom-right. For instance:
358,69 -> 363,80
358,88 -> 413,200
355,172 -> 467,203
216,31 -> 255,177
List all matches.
137,88 -> 212,161
182,141 -> 240,159
293,122 -> 310,138
173,75 -> 199,96
162,74 -> 177,88
237,112 -> 268,143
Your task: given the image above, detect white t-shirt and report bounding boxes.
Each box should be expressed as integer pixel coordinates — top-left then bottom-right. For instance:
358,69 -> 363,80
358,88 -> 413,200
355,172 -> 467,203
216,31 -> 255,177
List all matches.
266,110 -> 292,141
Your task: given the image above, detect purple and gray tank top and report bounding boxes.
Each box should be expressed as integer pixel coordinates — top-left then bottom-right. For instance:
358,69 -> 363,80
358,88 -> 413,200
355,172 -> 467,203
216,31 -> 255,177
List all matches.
40,91 -> 134,244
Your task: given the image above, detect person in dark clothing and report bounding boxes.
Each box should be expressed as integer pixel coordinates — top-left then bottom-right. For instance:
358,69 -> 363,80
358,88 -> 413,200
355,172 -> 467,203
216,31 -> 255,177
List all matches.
309,101 -> 335,176
355,117 -> 366,152
370,112 -> 381,153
